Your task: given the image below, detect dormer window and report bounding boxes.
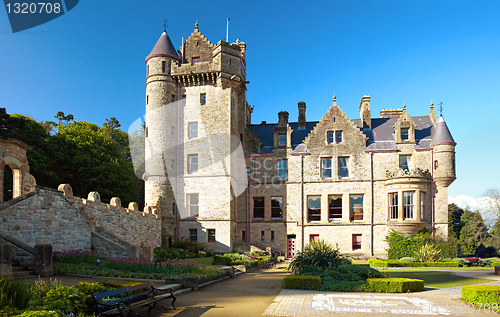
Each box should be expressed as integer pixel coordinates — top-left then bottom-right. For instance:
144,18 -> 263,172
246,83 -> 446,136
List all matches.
192,57 -> 200,65
278,134 -> 286,147
401,128 -> 409,141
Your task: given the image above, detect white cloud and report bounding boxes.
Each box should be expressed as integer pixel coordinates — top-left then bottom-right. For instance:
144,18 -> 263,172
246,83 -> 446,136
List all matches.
449,194 -> 490,212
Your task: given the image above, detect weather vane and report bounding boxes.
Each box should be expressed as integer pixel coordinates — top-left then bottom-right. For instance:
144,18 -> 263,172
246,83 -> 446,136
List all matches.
439,102 -> 443,116
163,19 -> 168,32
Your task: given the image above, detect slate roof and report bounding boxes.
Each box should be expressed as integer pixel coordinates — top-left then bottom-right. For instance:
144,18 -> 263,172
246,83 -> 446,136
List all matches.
145,31 -> 181,62
247,115 -> 437,154
431,116 -> 455,145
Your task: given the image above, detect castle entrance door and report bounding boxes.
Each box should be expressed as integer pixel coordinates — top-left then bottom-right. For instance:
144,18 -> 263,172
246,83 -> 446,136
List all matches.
286,234 -> 296,258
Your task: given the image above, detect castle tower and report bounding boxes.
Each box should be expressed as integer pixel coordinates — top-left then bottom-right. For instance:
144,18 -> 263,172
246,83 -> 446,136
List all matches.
431,115 -> 456,237
144,30 -> 181,240
144,23 -> 248,251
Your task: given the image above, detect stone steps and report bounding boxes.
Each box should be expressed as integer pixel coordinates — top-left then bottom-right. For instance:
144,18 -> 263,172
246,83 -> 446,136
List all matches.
12,261 -> 35,279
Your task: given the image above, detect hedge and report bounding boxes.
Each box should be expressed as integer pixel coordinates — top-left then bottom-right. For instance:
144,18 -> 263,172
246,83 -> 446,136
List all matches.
352,263 -> 370,267
284,275 -> 321,290
491,262 -> 500,268
369,261 -> 459,268
462,285 -> 500,306
368,260 -> 388,267
366,278 -> 424,293
212,255 -> 232,266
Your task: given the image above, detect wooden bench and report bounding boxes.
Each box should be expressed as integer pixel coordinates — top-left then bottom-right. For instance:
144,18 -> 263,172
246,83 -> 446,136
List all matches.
92,282 -> 176,316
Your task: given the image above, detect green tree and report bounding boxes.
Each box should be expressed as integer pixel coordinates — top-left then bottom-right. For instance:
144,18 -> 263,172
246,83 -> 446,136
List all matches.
459,209 -> 489,256
448,203 -> 465,239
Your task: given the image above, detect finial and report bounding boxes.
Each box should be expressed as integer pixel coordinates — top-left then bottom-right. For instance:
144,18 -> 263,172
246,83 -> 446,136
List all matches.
403,104 -> 406,110
195,21 -> 199,31
163,19 -> 168,32
439,102 -> 443,116
333,95 -> 336,101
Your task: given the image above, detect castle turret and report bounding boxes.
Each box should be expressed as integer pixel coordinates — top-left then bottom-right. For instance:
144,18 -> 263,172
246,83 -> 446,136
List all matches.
431,115 -> 456,187
144,31 -> 180,212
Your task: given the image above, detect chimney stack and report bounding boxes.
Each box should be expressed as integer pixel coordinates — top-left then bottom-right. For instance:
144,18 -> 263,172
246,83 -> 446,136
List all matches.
298,101 -> 306,130
359,95 -> 371,129
278,111 -> 289,127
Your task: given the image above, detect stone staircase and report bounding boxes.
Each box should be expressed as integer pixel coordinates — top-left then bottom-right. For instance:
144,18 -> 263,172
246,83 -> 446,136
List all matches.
12,260 -> 35,279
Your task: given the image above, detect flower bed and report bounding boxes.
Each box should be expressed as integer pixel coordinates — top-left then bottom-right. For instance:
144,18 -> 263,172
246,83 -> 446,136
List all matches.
54,250 -> 223,280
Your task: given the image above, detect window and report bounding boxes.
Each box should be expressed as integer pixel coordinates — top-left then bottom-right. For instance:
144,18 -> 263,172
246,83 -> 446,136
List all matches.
434,160 -> 438,170
352,234 -> 362,250
182,95 -> 186,106
328,195 -> 342,221
271,231 -> 274,240
188,154 -> 198,174
401,128 -> 409,141
188,122 -> 198,139
147,65 -> 149,76
321,158 -> 332,178
420,192 -> 425,220
310,234 -> 320,242
172,202 -> 176,215
261,231 -> 265,241
271,196 -> 283,219
336,131 -> 343,143
389,193 -> 398,220
200,93 -> 206,105
192,57 -> 200,65
307,196 -> 321,222
403,191 -> 414,219
350,194 -> 363,221
207,229 -> 215,243
187,193 -> 199,217
242,231 -> 246,241
278,134 -> 286,147
399,155 -> 412,172
146,95 -> 149,105
246,167 -> 251,178
162,61 -> 166,73
327,131 -> 334,144
338,157 -> 349,178
253,197 -> 264,219
189,229 -> 197,242
277,160 -> 288,180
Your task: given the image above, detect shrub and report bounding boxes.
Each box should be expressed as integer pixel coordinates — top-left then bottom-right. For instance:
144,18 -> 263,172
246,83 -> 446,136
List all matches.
399,257 -> 418,263
154,246 -> 186,262
368,260 -> 388,267
387,262 -> 459,267
435,238 -> 459,258
352,263 -> 370,266
366,278 -> 424,293
414,244 -> 441,262
385,230 -> 430,259
451,258 -> 469,266
464,257 -> 482,266
212,255 -> 232,265
462,285 -> 500,306
288,240 -> 349,273
284,275 -> 321,290
0,278 -> 34,309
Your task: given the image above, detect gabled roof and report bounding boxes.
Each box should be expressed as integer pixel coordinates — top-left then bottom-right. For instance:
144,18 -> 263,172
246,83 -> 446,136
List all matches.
431,116 -> 456,146
145,32 -> 181,63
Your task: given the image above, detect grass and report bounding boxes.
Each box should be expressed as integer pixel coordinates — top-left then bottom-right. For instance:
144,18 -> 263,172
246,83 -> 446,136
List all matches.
183,257 -> 214,265
384,270 -> 495,288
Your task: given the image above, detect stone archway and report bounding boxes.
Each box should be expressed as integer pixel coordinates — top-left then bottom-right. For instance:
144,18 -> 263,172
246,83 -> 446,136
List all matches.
0,139 -> 32,203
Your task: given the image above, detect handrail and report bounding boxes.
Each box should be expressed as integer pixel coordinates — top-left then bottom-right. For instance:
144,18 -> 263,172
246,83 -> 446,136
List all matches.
0,232 -> 35,254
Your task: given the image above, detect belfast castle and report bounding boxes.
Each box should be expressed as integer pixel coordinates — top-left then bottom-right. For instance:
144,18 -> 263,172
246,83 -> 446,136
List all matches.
144,23 -> 456,259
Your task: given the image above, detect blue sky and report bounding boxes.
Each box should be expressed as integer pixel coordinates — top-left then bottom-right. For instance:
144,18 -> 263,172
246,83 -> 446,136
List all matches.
1,0 -> 499,207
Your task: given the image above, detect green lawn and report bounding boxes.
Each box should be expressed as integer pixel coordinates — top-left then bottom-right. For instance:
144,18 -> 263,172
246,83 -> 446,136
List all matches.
384,270 -> 495,288
183,257 -> 214,265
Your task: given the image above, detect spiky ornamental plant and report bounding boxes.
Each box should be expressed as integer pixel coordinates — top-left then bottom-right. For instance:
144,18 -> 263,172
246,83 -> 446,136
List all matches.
287,240 -> 350,274
414,243 -> 442,262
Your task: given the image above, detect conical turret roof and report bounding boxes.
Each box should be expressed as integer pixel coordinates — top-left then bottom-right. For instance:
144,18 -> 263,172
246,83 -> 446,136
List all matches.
145,31 -> 180,63
431,116 -> 456,146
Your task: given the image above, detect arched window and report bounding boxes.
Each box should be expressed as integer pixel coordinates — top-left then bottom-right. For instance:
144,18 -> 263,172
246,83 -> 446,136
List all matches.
3,164 -> 13,202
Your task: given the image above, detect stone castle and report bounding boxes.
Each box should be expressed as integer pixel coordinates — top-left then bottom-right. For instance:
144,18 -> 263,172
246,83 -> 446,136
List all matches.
0,23 -> 456,261
143,24 -> 456,259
